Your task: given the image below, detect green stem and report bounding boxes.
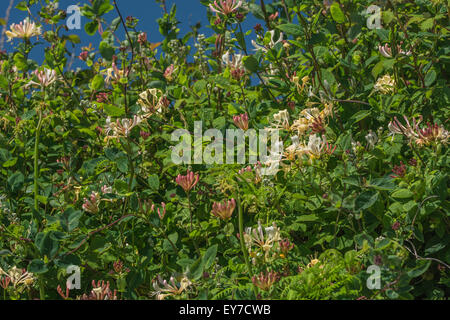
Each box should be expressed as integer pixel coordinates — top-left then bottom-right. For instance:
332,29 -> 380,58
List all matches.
236,192 -> 258,298
34,107 -> 45,301
34,109 -> 43,213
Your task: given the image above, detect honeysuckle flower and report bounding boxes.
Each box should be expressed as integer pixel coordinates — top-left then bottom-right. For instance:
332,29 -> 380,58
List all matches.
104,115 -> 142,140
365,130 -> 378,149
252,271 -> 279,291
284,135 -> 308,161
233,113 -> 249,131
307,258 -> 321,268
269,11 -> 279,21
57,284 -> 71,300
151,202 -> 167,220
209,0 -> 243,16
307,134 -> 325,159
79,51 -> 88,61
388,116 -> 420,140
378,43 -> 412,58
271,109 -> 290,131
211,198 -> 236,220
415,122 -> 449,146
175,170 -> 199,193
279,239 -> 294,256
137,32 -> 147,44
374,74 -> 395,94
101,185 -> 112,194
290,117 -> 310,136
0,276 -> 11,289
391,161 -> 407,178
222,51 -> 245,70
163,64 -> 177,81
252,30 -> 284,53
244,222 -> 281,260
292,74 -> 309,95
103,63 -> 125,84
152,275 -> 191,300
307,134 -> 336,160
137,88 -> 167,117
0,267 -> 34,289
5,18 -> 41,42
82,192 -> 100,214
27,68 -> 59,88
78,280 -> 118,300
387,115 -> 448,147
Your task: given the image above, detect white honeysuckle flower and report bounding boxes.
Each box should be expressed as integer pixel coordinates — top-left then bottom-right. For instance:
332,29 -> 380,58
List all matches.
137,88 -> 166,117
252,30 -> 284,53
221,51 -> 245,70
374,74 -> 395,94
365,130 -> 378,149
104,115 -> 142,141
272,109 -> 290,130
5,18 -> 41,41
27,68 -> 59,88
307,134 -> 326,158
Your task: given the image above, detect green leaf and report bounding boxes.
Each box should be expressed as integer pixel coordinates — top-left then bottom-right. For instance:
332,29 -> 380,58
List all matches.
99,41 -> 115,61
15,1 -> 28,11
296,214 -> 319,222
202,244 -> 218,270
351,110 -> 371,124
85,20 -> 99,36
28,259 -> 49,274
13,53 -> 28,71
7,172 -> 24,194
0,74 -> 8,89
330,3 -> 346,24
114,179 -> 129,195
277,24 -> 302,37
391,189 -> 414,199
60,207 -> 83,232
90,74 -> 105,91
407,260 -> 431,278
355,190 -> 379,211
35,232 -> 59,258
103,104 -> 125,117
148,174 -> 160,192
244,56 -> 259,73
372,60 -> 384,79
369,177 -> 395,191
66,35 -> 81,44
424,69 -> 436,86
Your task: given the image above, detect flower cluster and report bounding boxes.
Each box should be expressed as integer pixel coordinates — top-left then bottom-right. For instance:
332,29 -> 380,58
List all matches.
211,198 -> 236,220
175,170 -> 200,193
78,280 -> 118,300
374,74 -> 395,94
244,222 -> 282,262
5,18 -> 41,41
0,266 -> 35,289
152,274 -> 191,300
137,88 -> 168,118
104,115 -> 142,141
389,116 -> 448,146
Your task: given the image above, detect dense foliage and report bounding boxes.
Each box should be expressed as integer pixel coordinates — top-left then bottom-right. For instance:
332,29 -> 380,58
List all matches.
0,0 -> 449,300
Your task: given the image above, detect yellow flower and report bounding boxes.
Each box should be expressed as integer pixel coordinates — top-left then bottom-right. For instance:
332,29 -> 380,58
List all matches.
5,18 -> 41,41
0,266 -> 35,288
137,88 -> 166,117
374,74 -> 395,94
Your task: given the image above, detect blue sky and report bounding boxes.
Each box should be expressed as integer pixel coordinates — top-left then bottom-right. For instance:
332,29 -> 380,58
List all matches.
0,0 -> 260,65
